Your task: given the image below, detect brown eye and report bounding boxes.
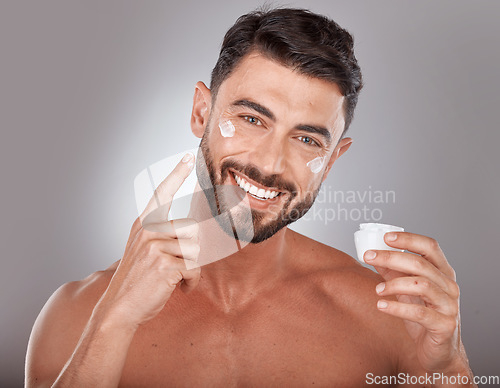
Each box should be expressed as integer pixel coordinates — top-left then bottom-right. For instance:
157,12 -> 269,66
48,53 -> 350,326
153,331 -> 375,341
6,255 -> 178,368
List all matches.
298,136 -> 318,147
242,116 -> 262,126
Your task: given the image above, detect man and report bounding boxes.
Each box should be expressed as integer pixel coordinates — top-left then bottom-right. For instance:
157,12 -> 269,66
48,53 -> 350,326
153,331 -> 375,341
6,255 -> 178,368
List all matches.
26,8 -> 475,387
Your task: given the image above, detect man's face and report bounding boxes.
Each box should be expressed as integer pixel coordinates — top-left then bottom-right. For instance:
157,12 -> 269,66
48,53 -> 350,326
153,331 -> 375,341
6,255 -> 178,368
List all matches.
196,52 -> 347,244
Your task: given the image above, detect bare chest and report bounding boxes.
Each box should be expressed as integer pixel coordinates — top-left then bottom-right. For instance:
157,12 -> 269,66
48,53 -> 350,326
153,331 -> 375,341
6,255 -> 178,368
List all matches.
118,287 -> 396,387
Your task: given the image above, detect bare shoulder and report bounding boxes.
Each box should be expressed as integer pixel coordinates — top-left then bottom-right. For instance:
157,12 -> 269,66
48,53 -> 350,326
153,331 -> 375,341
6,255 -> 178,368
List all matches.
25,261 -> 119,387
287,229 -> 422,373
288,229 -> 383,315
287,228 -> 381,278
289,230 -> 385,311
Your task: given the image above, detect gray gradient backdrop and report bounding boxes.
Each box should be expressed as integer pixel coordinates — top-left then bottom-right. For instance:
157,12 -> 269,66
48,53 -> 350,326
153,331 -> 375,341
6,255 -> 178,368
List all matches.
1,0 -> 499,385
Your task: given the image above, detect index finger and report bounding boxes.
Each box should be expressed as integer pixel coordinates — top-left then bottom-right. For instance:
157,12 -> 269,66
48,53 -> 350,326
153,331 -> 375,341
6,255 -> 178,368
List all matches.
140,152 -> 195,226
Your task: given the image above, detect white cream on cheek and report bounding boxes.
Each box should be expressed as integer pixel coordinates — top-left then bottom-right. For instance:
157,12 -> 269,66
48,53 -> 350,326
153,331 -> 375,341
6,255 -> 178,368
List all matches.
218,115 -> 327,175
306,155 -> 326,174
218,119 -> 235,137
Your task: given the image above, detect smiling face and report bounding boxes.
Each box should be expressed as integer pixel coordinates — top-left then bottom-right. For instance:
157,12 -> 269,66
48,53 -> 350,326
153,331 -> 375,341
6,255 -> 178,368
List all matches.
192,52 -> 352,244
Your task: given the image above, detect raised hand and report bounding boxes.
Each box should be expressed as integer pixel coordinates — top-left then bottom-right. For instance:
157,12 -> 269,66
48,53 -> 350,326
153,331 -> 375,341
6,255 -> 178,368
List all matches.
98,152 -> 201,328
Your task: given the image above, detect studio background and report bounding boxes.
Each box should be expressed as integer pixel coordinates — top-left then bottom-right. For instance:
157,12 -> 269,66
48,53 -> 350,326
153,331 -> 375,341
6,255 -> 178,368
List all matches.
1,0 -> 499,385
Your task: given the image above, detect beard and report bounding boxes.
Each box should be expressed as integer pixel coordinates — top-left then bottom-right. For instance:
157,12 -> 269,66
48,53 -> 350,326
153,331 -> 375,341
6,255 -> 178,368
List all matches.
196,129 -> 322,244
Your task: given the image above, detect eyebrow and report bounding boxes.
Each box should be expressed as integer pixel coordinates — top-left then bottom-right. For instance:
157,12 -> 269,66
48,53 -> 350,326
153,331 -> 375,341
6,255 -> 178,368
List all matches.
231,98 -> 333,146
232,99 -> 275,121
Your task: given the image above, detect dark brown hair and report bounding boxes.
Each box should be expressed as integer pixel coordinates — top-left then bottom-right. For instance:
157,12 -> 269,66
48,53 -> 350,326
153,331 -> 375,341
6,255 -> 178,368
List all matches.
210,7 -> 363,137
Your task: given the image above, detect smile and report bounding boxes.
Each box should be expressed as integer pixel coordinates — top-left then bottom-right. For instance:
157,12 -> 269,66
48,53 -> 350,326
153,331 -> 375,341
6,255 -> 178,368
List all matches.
231,171 -> 282,200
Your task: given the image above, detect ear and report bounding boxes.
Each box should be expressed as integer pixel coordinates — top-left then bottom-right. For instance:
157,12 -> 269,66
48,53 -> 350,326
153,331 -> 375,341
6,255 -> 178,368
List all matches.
322,137 -> 353,182
191,81 -> 212,138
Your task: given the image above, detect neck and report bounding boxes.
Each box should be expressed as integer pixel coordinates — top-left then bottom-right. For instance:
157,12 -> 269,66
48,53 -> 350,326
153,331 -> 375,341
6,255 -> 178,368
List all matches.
187,181 -> 291,310
202,228 -> 289,310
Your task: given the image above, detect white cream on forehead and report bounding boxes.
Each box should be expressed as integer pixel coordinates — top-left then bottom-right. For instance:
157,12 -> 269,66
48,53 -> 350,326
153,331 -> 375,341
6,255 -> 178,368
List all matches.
307,155 -> 326,174
219,119 -> 235,138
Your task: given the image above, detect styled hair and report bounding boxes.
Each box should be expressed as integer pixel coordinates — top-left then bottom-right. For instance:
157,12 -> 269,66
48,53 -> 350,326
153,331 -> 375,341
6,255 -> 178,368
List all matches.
210,7 -> 364,137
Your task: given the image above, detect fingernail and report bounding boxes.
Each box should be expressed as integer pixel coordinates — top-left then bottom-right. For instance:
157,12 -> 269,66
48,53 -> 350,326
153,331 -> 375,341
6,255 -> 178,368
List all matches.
182,153 -> 194,163
376,283 -> 385,294
377,300 -> 388,309
385,232 -> 397,241
364,250 -> 376,261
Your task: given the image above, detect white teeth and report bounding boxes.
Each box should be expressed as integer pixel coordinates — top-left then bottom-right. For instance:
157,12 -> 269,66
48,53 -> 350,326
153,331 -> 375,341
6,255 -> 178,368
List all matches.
232,173 -> 280,200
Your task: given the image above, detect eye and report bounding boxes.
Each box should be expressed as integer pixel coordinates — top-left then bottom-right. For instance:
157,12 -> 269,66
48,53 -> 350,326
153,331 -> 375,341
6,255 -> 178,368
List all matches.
241,115 -> 262,126
297,136 -> 319,147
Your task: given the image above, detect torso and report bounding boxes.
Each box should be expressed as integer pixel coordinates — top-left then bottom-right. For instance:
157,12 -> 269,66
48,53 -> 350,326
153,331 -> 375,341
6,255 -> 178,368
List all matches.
121,283 -> 395,387
114,230 -> 407,387
72,230 -> 422,387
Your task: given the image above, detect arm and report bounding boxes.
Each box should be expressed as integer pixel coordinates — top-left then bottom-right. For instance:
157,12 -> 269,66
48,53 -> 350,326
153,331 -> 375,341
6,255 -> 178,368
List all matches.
52,312 -> 136,387
396,329 -> 476,388
26,153 -> 201,387
434,345 -> 475,388
25,280 -> 138,388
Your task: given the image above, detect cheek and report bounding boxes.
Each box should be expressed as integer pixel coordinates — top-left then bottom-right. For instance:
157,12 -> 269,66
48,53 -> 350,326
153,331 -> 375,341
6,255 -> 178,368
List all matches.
303,176 -> 323,195
210,117 -> 252,156
306,155 -> 327,174
293,166 -> 324,198
292,152 -> 330,188
206,122 -> 237,155
218,119 -> 235,138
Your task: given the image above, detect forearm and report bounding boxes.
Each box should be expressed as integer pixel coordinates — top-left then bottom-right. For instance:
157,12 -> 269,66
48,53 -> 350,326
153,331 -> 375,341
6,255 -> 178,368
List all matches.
432,368 -> 476,388
433,344 -> 477,388
52,305 -> 138,388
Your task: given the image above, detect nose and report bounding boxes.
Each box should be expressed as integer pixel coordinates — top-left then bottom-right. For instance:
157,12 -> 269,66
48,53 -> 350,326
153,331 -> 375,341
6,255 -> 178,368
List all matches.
247,132 -> 288,176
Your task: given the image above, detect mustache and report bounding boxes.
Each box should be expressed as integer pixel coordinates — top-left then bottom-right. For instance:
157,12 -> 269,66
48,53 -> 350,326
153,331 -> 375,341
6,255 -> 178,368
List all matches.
220,159 -> 297,194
